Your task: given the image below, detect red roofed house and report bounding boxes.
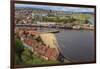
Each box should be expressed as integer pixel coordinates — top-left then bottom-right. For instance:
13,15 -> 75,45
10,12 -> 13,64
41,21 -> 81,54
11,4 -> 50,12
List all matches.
36,45 -> 59,61
23,39 -> 34,52
44,48 -> 59,60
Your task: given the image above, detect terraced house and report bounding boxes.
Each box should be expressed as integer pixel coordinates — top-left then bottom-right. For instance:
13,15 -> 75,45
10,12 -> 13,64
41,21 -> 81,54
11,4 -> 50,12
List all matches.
16,28 -> 59,61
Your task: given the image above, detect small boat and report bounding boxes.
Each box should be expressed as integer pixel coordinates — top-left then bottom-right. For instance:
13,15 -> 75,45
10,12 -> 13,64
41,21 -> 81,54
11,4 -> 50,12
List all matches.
47,30 -> 60,33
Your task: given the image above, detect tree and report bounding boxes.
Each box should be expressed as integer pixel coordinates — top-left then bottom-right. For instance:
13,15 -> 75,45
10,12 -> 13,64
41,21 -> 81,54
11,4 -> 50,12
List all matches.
85,19 -> 90,24
15,39 -> 24,64
21,48 -> 33,64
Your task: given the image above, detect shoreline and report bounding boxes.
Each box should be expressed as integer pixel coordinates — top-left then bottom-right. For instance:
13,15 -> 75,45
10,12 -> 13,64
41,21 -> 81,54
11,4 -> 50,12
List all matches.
39,33 -> 72,63
15,25 -> 94,31
15,26 -> 94,63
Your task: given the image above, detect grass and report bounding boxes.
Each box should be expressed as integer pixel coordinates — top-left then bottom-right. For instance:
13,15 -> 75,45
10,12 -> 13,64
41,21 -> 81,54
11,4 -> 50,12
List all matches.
21,47 -> 60,65
32,53 -> 60,65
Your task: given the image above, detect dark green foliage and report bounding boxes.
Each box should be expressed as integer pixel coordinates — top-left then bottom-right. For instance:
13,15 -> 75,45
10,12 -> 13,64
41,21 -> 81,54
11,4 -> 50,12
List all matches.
15,39 -> 24,54
15,39 -> 60,65
15,39 -> 24,64
21,48 -> 33,64
15,53 -> 21,64
85,19 -> 90,24
42,16 -> 77,24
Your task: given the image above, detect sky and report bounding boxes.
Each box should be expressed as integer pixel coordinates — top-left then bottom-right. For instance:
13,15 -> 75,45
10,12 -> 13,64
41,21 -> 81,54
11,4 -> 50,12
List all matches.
15,3 -> 94,13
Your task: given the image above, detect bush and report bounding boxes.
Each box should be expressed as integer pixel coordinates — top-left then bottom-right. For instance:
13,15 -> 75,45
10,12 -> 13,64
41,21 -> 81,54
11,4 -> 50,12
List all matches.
15,39 -> 24,64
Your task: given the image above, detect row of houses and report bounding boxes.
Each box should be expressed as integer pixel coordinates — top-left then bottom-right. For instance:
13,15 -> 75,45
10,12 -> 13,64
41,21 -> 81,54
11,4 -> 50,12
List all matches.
24,38 -> 58,60
15,7 -> 71,17
15,7 -> 76,24
16,28 -> 59,61
72,24 -> 94,30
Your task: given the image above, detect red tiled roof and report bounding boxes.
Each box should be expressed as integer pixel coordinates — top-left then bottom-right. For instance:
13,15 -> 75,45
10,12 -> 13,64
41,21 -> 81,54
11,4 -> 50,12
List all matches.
44,48 -> 58,60
24,39 -> 33,46
23,36 -> 58,60
51,48 -> 58,57
45,48 -> 53,57
27,30 -> 39,35
37,46 -> 45,55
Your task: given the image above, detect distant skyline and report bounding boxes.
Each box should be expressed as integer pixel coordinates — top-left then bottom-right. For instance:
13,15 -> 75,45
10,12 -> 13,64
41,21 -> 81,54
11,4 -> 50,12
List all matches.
15,3 -> 94,13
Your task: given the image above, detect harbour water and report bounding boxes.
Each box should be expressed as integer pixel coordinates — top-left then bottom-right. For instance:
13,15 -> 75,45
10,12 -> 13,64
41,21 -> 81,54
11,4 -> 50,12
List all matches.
37,28 -> 95,62
55,30 -> 94,62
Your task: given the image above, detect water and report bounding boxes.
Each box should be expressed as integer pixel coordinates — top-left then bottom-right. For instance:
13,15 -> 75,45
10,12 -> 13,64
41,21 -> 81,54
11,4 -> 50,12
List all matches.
55,30 -> 94,62
36,27 -> 95,62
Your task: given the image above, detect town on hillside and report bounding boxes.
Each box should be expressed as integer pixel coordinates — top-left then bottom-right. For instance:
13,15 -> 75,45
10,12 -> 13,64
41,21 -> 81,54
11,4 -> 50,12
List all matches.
15,4 -> 95,65
15,7 -> 94,30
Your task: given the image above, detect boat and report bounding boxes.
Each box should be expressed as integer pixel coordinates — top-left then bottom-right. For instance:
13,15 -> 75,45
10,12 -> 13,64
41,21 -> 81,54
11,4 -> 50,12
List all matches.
46,30 -> 60,33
